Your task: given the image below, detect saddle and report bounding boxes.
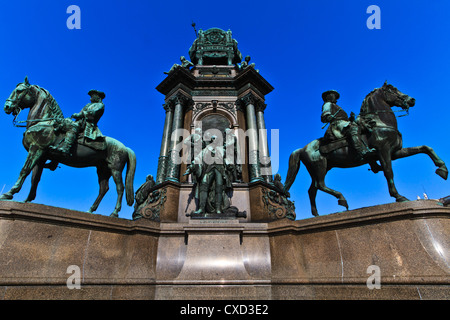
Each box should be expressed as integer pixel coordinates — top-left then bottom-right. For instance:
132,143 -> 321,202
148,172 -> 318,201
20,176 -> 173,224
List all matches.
319,137 -> 348,155
77,135 -> 107,151
319,117 -> 372,155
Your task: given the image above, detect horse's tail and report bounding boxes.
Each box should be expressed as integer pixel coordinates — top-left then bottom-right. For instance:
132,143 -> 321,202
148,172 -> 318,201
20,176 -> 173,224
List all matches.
125,147 -> 136,206
283,148 -> 303,196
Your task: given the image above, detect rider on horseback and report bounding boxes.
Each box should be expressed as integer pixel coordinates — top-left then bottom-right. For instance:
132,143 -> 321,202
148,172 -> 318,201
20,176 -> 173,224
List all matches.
321,90 -> 375,161
50,90 -> 106,156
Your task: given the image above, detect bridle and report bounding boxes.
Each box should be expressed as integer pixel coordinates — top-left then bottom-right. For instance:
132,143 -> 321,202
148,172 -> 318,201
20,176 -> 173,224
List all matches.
360,86 -> 411,118
6,84 -> 32,127
381,85 -> 411,117
6,85 -> 60,128
6,84 -> 32,112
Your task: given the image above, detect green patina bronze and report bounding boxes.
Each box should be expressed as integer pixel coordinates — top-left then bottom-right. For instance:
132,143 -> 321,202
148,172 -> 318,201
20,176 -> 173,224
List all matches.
283,82 -> 448,217
1,77 -> 136,218
188,28 -> 242,66
183,133 -> 245,218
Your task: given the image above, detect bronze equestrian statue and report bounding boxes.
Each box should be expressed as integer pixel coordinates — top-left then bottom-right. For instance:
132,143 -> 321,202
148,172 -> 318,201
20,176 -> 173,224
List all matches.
283,82 -> 448,217
321,90 -> 375,161
1,77 -> 136,218
50,89 -> 106,156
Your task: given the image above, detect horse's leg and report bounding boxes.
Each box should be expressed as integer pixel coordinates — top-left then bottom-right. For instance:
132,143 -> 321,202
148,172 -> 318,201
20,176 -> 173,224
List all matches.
392,146 -> 448,180
309,159 -> 349,211
88,166 -> 111,214
24,161 -> 45,202
0,146 -> 44,200
308,181 -> 319,217
315,178 -> 349,211
378,148 -> 408,202
110,169 -> 124,218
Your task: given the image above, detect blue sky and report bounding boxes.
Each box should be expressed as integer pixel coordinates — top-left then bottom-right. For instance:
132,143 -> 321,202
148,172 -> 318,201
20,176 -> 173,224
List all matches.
0,0 -> 449,220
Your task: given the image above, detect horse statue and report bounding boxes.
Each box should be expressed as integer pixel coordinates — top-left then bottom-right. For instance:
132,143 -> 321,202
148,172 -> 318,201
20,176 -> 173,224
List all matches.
283,81 -> 448,217
0,77 -> 136,218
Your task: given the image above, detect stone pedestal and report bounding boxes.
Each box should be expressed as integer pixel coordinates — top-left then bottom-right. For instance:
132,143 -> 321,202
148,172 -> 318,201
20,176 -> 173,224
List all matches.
137,180 -> 294,223
155,219 -> 272,299
0,200 -> 449,300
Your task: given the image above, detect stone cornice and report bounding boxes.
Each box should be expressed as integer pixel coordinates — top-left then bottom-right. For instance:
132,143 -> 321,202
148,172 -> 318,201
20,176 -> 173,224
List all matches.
165,92 -> 194,110
236,92 -> 265,112
156,64 -> 274,101
156,67 -> 197,96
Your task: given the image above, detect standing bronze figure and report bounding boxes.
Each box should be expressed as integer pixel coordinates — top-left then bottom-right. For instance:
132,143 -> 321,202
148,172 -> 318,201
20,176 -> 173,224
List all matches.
283,82 -> 448,217
1,77 -> 136,217
186,135 -> 231,215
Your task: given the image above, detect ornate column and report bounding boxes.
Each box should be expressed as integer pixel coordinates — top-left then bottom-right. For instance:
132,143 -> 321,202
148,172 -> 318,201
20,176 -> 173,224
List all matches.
156,103 -> 174,184
165,93 -> 193,182
238,93 -> 263,183
255,101 -> 272,183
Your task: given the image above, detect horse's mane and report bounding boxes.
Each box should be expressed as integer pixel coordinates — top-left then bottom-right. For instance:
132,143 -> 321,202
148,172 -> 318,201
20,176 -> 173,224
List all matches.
360,87 -> 380,111
33,85 -> 64,120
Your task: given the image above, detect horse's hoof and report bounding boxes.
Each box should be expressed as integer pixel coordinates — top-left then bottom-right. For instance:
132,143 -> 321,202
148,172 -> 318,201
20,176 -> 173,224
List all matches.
311,210 -> 319,217
396,196 -> 409,203
369,163 -> 383,174
338,199 -> 349,210
110,212 -> 119,218
436,166 -> 448,180
0,193 -> 13,200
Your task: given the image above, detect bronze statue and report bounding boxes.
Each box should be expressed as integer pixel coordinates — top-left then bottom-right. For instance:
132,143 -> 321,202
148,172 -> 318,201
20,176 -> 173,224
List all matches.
321,90 -> 375,161
238,55 -> 259,73
184,135 -> 231,215
283,82 -> 448,217
50,89 -> 106,156
1,77 -> 136,218
273,173 -> 284,193
238,55 -> 252,69
224,128 -> 242,183
441,195 -> 450,206
164,56 -> 194,74
183,127 -> 205,164
134,174 -> 155,207
133,174 -> 155,219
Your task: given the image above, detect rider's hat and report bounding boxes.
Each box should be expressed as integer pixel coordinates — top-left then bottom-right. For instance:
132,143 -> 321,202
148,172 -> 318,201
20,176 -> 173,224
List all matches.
88,90 -> 106,100
322,90 -> 340,101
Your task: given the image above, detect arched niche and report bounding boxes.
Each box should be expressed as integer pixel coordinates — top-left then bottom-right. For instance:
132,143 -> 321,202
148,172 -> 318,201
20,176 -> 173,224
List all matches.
191,107 -> 237,138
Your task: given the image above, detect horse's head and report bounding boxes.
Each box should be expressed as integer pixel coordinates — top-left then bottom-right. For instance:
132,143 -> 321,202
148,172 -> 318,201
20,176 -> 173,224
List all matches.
4,76 -> 37,116
381,81 -> 415,111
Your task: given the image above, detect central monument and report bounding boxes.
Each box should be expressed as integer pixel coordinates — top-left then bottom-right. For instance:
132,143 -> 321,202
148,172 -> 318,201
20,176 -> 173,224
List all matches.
133,27 -> 295,222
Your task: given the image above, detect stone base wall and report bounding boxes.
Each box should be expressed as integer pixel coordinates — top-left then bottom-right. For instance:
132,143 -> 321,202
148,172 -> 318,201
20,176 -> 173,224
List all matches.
0,200 -> 448,300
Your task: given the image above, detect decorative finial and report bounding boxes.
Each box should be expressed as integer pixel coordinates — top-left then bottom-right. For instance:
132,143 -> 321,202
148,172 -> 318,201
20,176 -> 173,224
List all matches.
191,21 -> 198,37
